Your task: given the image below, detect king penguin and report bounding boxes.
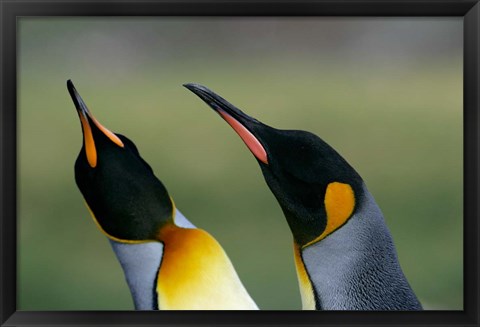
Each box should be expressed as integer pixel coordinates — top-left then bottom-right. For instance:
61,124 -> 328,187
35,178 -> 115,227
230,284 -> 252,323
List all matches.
184,83 -> 422,311
67,80 -> 258,310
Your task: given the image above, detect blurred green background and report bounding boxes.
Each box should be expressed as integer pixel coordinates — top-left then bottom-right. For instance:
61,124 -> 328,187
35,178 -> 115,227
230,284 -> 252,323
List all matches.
18,18 -> 462,310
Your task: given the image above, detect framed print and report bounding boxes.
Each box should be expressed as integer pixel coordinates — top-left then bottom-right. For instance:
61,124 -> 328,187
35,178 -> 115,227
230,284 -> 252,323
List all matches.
1,0 -> 478,326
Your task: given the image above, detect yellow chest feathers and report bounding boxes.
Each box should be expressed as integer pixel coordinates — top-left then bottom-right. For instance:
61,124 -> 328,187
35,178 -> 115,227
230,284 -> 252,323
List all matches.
156,226 -> 257,310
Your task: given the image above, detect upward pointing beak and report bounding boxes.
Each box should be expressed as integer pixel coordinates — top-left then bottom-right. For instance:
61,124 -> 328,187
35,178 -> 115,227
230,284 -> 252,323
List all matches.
67,79 -> 90,119
67,80 -> 124,168
183,83 -> 269,165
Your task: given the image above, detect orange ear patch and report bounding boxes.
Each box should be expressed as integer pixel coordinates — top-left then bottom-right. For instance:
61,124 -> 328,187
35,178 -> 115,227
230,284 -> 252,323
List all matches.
303,182 -> 355,248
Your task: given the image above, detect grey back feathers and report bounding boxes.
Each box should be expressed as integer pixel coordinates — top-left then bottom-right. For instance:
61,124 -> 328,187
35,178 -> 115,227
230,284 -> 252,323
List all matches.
302,183 -> 422,310
109,208 -> 195,310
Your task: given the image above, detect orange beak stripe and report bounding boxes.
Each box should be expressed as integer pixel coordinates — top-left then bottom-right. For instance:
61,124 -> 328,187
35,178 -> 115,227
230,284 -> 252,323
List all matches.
78,111 -> 125,168
217,109 -> 268,165
90,115 -> 125,149
79,113 -> 97,168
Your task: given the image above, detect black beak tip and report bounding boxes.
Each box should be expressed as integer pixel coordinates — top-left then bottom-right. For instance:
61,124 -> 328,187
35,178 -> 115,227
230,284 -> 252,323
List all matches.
182,83 -> 219,106
183,83 -> 207,94
66,79 -> 87,114
67,79 -> 79,101
67,79 -> 75,92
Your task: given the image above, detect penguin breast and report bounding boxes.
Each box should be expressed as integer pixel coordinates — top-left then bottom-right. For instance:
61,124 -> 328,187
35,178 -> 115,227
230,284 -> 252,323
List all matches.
156,226 -> 258,310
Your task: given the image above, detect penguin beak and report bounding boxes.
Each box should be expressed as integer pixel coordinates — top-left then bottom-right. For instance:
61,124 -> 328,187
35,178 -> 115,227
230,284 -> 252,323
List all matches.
183,83 -> 269,165
67,80 -> 124,168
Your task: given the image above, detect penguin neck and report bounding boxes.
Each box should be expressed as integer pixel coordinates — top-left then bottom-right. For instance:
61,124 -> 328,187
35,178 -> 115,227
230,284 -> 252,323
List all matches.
109,208 -> 195,310
112,208 -> 257,310
154,216 -> 258,310
296,184 -> 421,310
109,240 -> 163,310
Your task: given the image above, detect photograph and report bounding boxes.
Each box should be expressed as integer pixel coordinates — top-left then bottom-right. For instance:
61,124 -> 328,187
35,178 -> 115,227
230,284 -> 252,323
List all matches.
16,16 -> 463,311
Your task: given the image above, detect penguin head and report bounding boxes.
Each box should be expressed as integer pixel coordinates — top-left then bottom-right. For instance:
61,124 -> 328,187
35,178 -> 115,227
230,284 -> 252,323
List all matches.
68,80 -> 173,243
184,83 -> 364,247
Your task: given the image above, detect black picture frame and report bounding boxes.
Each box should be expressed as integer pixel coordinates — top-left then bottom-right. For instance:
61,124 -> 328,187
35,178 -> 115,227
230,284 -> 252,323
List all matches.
1,0 -> 478,326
